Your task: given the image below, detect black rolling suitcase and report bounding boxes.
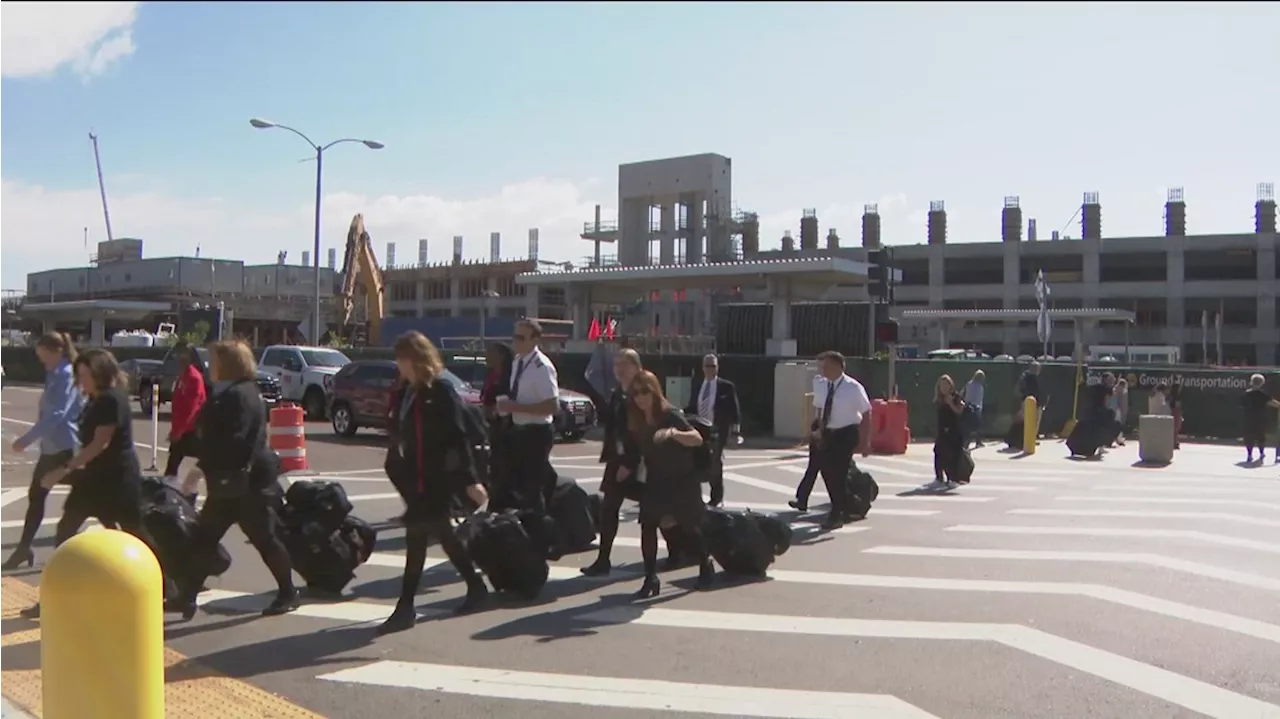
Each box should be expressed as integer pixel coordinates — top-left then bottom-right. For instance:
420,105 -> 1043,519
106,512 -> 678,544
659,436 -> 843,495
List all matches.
282,480 -> 353,533
456,511 -> 549,599
548,475 -> 597,554
282,515 -> 378,594
140,476 -> 232,578
844,466 -> 880,519
701,508 -> 776,576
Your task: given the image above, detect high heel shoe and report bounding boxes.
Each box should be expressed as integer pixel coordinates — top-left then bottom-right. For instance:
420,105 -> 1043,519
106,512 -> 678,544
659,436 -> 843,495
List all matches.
580,558 -> 611,577
453,578 -> 490,616
164,597 -> 198,621
2,547 -> 34,571
633,575 -> 661,600
376,604 -> 417,636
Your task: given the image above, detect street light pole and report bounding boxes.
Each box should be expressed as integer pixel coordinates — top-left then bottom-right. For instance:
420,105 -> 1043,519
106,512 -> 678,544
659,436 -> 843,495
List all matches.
249,118 -> 384,343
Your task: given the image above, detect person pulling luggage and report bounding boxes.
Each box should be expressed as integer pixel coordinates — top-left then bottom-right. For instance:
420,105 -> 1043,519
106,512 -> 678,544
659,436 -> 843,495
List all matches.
495,319 -> 559,514
581,349 -> 684,576
20,348 -> 173,618
379,331 -> 489,635
480,342 -> 514,499
166,340 -> 299,619
627,370 -> 715,599
788,371 -> 827,512
166,344 -> 207,504
932,375 -> 970,488
4,332 -> 83,571
811,351 -> 873,529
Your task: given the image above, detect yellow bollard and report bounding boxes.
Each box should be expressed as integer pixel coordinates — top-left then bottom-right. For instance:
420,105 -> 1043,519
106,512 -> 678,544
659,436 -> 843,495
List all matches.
42,529 -> 165,719
1022,396 -> 1039,454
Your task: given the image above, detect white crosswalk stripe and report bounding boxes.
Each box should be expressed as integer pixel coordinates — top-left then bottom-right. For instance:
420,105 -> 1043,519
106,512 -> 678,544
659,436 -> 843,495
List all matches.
6,441 -> 1280,717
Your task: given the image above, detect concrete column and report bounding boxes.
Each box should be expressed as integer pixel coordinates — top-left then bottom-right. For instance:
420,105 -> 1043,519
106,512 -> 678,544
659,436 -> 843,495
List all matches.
1002,243 -> 1021,354
1164,243 -> 1186,349
620,199 -> 650,266
687,195 -> 705,264
765,277 -> 796,357
524,287 -> 540,320
449,278 -> 461,317
90,316 -> 106,346
659,204 -> 676,265
570,286 -> 592,340
927,245 -> 946,308
415,280 -> 426,317
1256,238 -> 1277,365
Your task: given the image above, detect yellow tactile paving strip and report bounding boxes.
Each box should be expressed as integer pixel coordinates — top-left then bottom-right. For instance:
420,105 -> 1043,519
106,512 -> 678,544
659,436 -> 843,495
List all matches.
1,577 -> 326,718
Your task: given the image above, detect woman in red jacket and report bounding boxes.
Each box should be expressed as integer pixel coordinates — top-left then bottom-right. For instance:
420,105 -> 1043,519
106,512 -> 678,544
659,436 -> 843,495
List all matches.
166,345 -> 207,502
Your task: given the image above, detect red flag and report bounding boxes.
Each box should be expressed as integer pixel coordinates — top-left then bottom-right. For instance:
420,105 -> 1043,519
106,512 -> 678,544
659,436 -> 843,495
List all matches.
588,316 -> 601,341
604,317 -> 617,339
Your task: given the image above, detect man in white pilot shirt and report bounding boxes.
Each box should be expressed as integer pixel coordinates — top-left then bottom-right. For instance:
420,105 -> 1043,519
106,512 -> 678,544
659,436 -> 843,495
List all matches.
495,319 -> 560,514
810,350 -> 872,529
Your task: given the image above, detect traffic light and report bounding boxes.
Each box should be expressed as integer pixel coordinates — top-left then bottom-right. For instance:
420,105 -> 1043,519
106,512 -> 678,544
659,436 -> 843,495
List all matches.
868,248 -> 894,301
875,319 -> 900,344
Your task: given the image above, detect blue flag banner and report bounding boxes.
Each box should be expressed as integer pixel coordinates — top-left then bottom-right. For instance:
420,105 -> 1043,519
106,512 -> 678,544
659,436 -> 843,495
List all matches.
584,342 -> 617,400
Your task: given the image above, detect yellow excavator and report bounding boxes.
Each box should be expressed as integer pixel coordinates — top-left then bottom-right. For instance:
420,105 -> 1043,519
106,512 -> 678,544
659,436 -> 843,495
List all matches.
338,214 -> 386,346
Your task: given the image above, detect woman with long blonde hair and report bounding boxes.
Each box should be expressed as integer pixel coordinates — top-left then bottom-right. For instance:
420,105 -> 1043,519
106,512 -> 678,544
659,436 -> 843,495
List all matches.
626,370 -> 715,598
379,331 -> 489,634
933,374 -> 969,488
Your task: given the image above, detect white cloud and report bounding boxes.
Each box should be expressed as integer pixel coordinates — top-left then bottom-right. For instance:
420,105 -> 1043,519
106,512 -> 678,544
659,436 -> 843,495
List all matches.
0,177 -> 609,289
1,1 -> 139,80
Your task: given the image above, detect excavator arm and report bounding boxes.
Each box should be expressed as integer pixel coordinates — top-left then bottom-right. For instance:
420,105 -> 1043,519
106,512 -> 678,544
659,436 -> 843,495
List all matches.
337,214 -> 386,345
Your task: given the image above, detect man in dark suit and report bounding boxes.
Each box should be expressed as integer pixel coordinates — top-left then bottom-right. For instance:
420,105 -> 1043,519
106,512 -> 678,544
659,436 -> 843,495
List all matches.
685,353 -> 741,507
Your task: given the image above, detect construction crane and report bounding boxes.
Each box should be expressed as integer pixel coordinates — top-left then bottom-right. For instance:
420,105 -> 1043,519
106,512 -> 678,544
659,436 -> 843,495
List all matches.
88,133 -> 114,243
338,214 -> 386,346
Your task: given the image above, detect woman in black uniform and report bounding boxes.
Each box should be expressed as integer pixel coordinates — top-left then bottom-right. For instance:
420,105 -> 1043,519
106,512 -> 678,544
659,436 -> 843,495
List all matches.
379,331 -> 489,635
20,348 -> 166,618
627,370 -> 714,599
166,340 -> 299,619
932,374 -> 969,488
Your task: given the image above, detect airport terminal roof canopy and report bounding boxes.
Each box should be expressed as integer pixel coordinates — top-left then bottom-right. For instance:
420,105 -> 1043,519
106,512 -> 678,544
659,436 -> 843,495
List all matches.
516,256 -> 874,290
19,299 -> 172,321
895,308 -> 1136,323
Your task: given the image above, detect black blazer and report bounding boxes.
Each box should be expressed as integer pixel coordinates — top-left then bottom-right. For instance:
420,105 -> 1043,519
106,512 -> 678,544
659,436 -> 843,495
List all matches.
396,380 -> 476,505
599,387 -> 640,469
196,379 -> 273,484
685,377 -> 741,432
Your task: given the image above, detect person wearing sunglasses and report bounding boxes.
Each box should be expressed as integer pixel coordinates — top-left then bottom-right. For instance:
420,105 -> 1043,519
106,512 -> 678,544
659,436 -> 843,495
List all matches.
493,319 -> 560,513
684,353 -> 740,507
627,370 -> 715,599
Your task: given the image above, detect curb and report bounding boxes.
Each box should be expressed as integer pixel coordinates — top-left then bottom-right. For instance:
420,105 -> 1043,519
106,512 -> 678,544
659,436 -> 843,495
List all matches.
2,696 -> 35,719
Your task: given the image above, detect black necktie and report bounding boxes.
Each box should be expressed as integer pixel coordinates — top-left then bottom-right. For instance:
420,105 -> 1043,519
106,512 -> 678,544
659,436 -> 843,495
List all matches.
510,357 -> 529,399
822,380 -> 837,429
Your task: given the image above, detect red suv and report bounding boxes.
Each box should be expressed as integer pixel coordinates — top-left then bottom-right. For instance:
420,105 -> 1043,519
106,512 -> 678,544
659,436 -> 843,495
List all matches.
328,359 -> 480,437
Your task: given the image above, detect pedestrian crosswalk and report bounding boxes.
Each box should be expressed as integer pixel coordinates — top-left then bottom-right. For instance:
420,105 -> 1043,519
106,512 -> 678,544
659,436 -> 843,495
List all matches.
4,444 -> 1280,718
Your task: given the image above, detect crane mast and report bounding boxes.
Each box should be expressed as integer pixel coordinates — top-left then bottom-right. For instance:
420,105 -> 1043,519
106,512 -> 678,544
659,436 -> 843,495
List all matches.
88,133 -> 114,243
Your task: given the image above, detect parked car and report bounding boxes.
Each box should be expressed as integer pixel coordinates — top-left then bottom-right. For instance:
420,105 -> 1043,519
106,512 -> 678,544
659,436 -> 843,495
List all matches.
120,358 -> 163,397
328,359 -> 480,437
445,355 -> 596,442
137,346 -> 282,416
258,345 -> 352,419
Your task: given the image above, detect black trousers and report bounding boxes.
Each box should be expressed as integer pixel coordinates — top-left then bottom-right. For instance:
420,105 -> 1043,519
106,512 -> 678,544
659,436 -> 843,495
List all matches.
816,424 -> 859,516
164,432 -> 199,477
503,424 -> 556,513
706,429 -> 728,504
793,443 -> 822,507
185,490 -> 293,595
13,450 -> 73,549
594,461 -> 681,563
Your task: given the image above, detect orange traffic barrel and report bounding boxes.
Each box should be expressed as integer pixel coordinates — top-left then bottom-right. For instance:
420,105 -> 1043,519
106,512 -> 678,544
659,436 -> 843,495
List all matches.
269,403 -> 308,473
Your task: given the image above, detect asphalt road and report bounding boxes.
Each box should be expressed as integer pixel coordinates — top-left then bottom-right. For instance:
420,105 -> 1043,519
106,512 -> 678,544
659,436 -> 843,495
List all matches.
3,385 -> 1280,719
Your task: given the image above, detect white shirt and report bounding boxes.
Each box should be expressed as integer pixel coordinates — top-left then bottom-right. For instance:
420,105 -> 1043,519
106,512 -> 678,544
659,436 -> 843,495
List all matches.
510,348 -> 558,426
812,373 -> 872,430
695,377 -> 719,425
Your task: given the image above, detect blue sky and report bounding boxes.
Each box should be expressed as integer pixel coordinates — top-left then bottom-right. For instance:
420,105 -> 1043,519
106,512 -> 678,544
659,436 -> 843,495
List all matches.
2,1 -> 1277,289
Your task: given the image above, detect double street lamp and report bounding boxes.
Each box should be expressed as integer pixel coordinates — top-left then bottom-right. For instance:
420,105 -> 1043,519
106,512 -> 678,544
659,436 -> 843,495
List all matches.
248,118 -> 384,342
